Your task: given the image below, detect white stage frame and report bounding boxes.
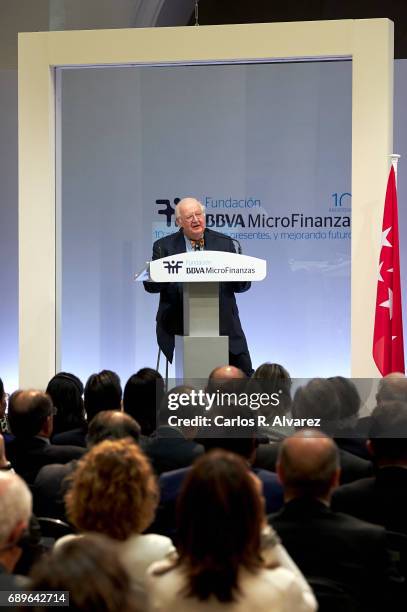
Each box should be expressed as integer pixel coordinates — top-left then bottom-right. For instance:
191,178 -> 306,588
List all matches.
18,19 -> 393,386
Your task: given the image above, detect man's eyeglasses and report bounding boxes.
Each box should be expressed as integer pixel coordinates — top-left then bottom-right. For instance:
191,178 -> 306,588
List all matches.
183,212 -> 203,223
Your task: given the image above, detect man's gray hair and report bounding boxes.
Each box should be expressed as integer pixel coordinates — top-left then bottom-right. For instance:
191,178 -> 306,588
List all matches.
376,375 -> 407,405
0,472 -> 32,543
175,199 -> 205,219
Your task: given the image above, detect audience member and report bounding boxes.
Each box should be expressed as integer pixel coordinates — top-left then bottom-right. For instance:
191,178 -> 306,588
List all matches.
252,362 -> 291,395
201,403 -> 284,512
6,391 -> 85,484
84,369 -> 122,423
251,362 -> 293,441
328,376 -> 361,422
0,433 -> 10,471
46,372 -> 87,447
332,401 -> 407,534
86,409 -> 141,445
27,534 -> 141,612
207,364 -> 247,383
152,403 -> 284,539
12,515 -> 44,579
123,367 -> 164,442
270,430 -> 398,611
0,435 -> 43,577
256,378 -> 372,484
348,374 -> 407,440
292,378 -> 342,430
63,439 -> 174,591
145,386 -> 204,475
0,471 -> 32,590
327,376 -> 369,459
147,450 -> 316,611
4,361 -> 404,610
205,365 -> 247,397
345,373 -> 407,442
33,411 -> 141,520
376,374 -> 407,405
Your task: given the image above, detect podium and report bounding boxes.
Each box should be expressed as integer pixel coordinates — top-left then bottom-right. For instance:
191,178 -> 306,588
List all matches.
138,250 -> 266,379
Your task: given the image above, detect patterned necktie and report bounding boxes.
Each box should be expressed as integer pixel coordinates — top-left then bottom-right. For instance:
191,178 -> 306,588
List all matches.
190,238 -> 205,251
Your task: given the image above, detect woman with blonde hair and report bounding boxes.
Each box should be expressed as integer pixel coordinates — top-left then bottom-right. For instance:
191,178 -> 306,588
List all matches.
62,438 -> 174,587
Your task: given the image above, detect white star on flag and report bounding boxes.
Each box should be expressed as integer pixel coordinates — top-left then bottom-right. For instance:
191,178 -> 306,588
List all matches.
381,227 -> 392,248
378,261 -> 384,282
380,287 -> 393,320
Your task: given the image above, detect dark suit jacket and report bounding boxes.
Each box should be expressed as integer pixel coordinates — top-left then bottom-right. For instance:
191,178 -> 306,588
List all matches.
6,436 -> 85,485
334,435 -> 370,461
144,228 -> 250,362
144,426 -> 204,476
332,466 -> 407,534
269,497 -> 396,611
150,464 -> 283,540
52,427 -> 87,448
255,441 -> 373,484
32,460 -> 78,521
0,564 -> 27,588
0,565 -> 27,611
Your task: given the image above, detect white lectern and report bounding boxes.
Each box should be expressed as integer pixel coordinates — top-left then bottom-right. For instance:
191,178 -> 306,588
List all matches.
137,251 -> 266,379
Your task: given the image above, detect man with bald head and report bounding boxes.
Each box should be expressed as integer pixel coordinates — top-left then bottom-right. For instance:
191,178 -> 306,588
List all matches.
270,430 -> 397,610
277,429 -> 340,501
208,365 -> 246,380
6,390 -> 84,484
144,197 -> 252,375
205,365 -> 248,399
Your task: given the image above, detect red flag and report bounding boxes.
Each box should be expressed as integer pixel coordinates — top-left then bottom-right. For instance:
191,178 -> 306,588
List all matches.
373,165 -> 405,375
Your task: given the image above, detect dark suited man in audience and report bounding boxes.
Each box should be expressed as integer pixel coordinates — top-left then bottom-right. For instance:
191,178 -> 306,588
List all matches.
350,372 -> 407,440
204,364 -> 248,408
327,376 -> 370,460
255,378 -> 373,484
353,374 -> 407,439
332,401 -> 407,534
145,386 -> 204,476
269,430 -> 398,611
144,197 -> 253,376
207,364 -> 247,383
6,390 -> 85,484
32,410 -> 141,521
376,374 -> 407,404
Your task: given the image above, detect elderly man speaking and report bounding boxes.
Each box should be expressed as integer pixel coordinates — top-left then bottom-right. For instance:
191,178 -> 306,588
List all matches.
144,197 -> 252,376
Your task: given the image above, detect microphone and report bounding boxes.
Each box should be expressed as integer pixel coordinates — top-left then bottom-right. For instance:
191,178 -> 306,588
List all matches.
206,228 -> 242,254
233,237 -> 242,255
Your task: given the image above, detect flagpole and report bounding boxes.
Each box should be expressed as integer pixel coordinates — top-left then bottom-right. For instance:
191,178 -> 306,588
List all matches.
390,153 -> 400,185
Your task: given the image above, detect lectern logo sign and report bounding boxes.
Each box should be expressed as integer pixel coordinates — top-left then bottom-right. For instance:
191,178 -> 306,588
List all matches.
163,261 -> 183,274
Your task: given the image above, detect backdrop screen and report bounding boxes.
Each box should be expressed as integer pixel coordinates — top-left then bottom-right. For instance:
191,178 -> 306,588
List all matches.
58,61 -> 352,383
